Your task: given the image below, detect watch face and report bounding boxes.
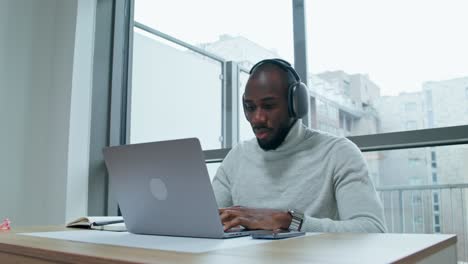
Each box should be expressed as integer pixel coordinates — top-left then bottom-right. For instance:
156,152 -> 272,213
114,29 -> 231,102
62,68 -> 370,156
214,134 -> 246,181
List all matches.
289,209 -> 304,219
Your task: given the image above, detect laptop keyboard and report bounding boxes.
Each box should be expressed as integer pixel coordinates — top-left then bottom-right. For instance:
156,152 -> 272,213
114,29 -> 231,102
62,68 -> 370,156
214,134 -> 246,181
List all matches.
223,229 -> 253,238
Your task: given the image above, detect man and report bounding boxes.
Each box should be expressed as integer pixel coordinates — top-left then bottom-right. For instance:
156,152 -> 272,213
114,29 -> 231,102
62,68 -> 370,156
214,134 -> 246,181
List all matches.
212,59 -> 386,233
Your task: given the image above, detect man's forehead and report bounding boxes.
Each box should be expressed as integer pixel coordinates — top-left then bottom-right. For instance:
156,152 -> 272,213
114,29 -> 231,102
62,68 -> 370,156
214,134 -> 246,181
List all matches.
243,95 -> 280,102
245,71 -> 286,96
250,70 -> 284,85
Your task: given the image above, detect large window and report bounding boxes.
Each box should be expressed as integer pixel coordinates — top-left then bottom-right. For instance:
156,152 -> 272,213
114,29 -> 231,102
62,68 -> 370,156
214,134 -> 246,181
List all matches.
206,163 -> 221,182
114,1 -> 468,261
132,0 -> 295,147
306,0 -> 468,136
238,68 -> 254,141
367,144 -> 468,260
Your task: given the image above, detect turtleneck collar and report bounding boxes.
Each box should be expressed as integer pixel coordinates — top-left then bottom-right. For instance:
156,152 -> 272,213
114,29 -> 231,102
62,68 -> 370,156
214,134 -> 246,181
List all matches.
252,119 -> 308,159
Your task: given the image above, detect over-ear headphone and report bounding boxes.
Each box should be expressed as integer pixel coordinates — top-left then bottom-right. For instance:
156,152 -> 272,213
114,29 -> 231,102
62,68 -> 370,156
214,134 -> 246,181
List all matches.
248,58 -> 309,119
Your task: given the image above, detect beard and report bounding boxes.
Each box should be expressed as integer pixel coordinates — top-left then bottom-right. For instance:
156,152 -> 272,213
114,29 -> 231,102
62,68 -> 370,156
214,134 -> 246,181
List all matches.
256,121 -> 293,151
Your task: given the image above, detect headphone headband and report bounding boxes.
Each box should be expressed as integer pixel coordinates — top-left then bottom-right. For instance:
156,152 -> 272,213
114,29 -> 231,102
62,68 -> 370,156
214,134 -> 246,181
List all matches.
249,58 -> 301,82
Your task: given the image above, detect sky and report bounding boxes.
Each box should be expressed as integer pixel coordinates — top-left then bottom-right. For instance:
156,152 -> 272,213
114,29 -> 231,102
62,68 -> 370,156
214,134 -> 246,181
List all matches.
135,0 -> 468,96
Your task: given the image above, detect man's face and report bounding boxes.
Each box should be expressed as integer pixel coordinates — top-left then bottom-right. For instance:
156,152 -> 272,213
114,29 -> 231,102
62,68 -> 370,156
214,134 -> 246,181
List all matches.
243,70 -> 293,150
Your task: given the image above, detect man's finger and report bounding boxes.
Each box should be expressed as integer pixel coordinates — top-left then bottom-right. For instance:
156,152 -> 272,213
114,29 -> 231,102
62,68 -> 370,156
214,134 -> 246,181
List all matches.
220,210 -> 242,223
224,216 -> 250,231
224,217 -> 242,231
219,206 -> 244,214
218,207 -> 231,213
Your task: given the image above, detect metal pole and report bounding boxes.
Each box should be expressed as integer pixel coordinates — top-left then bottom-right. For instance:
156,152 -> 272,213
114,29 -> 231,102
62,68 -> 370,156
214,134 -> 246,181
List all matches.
411,192 -> 415,233
108,0 -> 134,216
438,189 -> 442,232
390,191 -> 394,232
292,0 -> 310,127
460,188 -> 466,261
421,190 -> 426,233
87,0 -> 114,216
223,61 -> 239,148
134,22 -> 225,63
399,190 -> 404,232
450,188 -> 454,234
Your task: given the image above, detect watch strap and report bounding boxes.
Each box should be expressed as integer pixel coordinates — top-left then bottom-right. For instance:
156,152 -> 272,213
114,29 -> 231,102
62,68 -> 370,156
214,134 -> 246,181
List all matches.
287,209 -> 304,231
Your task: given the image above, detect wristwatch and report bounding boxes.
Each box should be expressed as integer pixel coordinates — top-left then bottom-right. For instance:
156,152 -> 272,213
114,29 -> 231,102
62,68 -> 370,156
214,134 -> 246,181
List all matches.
287,209 -> 304,231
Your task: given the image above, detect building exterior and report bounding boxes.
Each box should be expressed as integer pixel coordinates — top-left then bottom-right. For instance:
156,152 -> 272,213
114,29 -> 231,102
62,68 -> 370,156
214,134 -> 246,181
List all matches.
199,34 -> 279,70
374,92 -> 427,186
312,71 -> 382,186
422,78 -> 468,253
373,93 -> 431,234
374,78 -> 468,259
316,71 -> 380,136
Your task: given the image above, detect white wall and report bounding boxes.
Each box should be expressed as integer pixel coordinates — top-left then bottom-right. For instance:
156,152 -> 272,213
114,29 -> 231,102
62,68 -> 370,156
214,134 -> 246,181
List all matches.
0,0 -> 96,226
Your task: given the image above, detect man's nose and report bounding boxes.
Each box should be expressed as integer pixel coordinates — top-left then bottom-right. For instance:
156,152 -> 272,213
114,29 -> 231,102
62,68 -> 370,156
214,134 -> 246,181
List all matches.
251,109 -> 267,124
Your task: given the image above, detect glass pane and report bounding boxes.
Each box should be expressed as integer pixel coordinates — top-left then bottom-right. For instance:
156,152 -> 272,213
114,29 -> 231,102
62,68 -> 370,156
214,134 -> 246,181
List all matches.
130,29 -> 222,149
238,69 -> 254,142
368,144 -> 468,262
134,0 -> 294,67
206,162 -> 221,183
307,0 -> 468,136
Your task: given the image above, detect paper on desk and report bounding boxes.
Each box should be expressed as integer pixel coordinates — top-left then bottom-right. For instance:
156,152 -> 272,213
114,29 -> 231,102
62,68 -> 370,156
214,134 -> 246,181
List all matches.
19,230 -> 309,253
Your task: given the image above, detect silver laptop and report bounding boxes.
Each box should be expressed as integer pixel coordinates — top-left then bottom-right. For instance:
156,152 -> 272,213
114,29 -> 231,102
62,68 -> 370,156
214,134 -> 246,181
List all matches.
103,138 -> 251,239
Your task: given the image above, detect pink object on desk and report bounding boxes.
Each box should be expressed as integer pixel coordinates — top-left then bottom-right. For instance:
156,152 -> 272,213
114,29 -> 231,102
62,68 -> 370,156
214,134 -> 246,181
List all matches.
0,218 -> 11,231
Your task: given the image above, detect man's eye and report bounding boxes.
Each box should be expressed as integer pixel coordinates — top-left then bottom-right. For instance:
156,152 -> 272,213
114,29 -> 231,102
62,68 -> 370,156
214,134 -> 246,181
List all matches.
244,105 -> 255,111
263,104 -> 275,110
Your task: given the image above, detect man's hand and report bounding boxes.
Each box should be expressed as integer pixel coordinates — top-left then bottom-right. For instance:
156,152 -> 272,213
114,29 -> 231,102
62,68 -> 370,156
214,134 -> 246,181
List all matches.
219,206 -> 292,231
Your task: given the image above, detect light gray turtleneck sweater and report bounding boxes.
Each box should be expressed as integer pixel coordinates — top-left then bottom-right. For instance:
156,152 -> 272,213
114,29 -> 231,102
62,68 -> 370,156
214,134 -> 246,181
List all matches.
212,121 -> 387,233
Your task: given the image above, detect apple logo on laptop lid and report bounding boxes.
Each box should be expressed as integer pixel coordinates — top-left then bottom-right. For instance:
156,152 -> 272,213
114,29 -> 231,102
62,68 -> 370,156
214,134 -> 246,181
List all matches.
150,178 -> 168,201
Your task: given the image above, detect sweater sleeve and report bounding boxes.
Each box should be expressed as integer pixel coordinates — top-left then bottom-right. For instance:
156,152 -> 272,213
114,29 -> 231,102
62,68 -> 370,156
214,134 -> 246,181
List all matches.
301,139 -> 387,233
212,163 -> 234,208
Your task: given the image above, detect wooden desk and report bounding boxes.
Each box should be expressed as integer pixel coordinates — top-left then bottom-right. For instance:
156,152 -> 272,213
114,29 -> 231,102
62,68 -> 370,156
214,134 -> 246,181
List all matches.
0,227 -> 457,263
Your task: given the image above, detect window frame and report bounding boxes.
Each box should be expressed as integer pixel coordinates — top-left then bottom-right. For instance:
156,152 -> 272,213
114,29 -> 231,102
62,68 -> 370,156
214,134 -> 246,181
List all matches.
100,0 -> 468,215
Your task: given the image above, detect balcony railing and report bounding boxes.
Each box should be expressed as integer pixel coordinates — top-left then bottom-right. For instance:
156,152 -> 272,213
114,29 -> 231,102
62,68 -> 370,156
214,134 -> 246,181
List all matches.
376,183 -> 468,262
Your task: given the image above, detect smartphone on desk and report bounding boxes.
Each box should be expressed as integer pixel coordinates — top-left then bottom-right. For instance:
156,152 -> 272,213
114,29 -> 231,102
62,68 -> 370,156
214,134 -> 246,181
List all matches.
251,230 -> 305,240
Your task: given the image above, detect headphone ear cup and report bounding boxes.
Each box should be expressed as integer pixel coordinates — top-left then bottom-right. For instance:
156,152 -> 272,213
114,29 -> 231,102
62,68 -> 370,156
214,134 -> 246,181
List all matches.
289,82 -> 309,118
287,84 -> 296,118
